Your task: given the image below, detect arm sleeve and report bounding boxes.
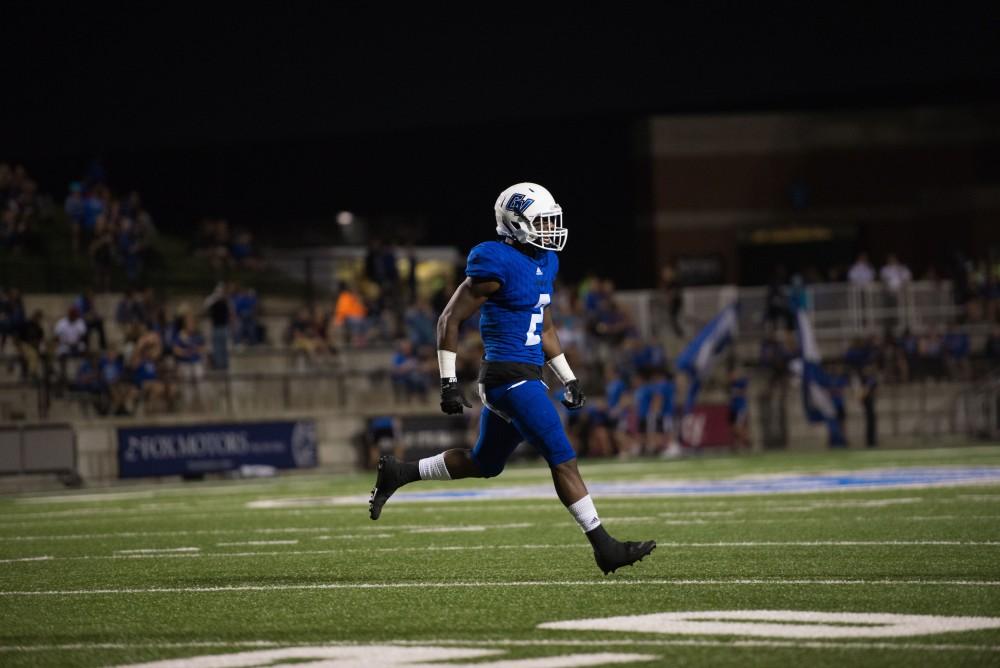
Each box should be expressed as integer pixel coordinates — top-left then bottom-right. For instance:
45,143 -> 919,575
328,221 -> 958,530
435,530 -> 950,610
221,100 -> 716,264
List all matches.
465,243 -> 506,286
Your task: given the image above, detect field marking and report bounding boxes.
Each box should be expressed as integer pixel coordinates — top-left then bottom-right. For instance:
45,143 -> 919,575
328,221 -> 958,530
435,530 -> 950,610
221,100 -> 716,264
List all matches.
3,540 -> 998,566
115,547 -> 201,554
15,491 -> 157,504
0,556 -> 55,564
408,523 -> 533,534
539,610 -> 1000,639
5,578 -> 1000,596
0,638 -> 998,654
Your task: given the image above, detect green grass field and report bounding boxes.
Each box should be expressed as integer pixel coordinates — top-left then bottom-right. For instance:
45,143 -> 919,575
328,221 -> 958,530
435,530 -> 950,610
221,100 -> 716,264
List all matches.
2,446 -> 1000,667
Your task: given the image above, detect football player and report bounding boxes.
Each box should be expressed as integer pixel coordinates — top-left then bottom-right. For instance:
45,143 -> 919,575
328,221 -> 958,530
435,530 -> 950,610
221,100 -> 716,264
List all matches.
369,183 -> 656,574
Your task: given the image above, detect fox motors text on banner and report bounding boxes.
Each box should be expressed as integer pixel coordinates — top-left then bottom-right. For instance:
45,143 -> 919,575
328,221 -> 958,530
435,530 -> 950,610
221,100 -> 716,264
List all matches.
117,420 -> 318,478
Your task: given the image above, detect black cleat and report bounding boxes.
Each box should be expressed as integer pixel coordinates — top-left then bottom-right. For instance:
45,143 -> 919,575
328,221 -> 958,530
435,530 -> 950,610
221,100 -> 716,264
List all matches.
369,455 -> 404,520
593,539 -> 656,575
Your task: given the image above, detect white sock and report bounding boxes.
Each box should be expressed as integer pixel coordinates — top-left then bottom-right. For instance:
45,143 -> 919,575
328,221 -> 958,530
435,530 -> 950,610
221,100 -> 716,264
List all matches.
567,494 -> 602,533
418,453 -> 451,481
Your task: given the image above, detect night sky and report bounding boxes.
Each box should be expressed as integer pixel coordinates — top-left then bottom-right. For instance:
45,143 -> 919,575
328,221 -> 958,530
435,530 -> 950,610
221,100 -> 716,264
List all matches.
2,5 -> 998,283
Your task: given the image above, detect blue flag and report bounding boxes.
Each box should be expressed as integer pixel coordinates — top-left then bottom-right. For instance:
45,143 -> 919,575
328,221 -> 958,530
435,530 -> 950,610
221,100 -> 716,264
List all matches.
795,308 -> 846,445
677,302 -> 738,412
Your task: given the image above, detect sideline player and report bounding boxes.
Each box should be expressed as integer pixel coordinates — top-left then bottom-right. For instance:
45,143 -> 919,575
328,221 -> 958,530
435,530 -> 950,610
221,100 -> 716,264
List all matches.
369,183 -> 655,574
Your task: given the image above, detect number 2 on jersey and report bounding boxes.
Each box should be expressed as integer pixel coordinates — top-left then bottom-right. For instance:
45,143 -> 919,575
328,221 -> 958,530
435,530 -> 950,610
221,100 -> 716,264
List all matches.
524,293 -> 551,346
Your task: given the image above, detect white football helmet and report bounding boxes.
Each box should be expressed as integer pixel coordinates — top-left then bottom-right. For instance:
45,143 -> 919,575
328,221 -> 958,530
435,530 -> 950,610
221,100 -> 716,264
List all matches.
494,182 -> 566,251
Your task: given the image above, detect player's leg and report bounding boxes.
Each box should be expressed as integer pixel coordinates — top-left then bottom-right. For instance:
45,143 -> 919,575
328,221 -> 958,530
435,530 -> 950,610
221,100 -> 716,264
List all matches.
368,404 -> 522,520
502,381 -> 656,574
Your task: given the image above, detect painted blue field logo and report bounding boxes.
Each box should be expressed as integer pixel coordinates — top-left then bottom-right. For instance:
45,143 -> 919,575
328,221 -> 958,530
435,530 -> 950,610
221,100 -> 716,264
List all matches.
505,193 -> 534,215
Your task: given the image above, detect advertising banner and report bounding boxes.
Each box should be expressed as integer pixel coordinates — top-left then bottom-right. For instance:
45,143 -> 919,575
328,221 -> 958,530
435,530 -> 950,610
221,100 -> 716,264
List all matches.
118,420 -> 317,478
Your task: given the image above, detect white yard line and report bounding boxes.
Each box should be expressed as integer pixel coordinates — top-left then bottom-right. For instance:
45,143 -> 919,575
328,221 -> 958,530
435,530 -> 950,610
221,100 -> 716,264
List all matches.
0,638 -> 997,654
216,541 -> 299,546
115,548 -> 201,554
4,578 -> 1000,596
2,540 -> 997,566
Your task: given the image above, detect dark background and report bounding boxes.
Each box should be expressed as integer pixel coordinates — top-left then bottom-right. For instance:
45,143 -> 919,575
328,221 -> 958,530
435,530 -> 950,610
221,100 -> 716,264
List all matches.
2,5 -> 999,285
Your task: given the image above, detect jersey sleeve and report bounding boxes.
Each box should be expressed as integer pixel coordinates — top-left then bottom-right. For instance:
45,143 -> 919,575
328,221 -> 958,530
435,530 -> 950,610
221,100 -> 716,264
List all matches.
465,243 -> 507,286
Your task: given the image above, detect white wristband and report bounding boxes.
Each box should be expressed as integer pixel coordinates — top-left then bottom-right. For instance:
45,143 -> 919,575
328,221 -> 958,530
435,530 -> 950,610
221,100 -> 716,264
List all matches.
546,353 -> 576,385
437,350 -> 457,379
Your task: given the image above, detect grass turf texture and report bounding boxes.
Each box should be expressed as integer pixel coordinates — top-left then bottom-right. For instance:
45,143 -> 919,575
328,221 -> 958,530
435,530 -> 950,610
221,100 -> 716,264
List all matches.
1,446 -> 1000,667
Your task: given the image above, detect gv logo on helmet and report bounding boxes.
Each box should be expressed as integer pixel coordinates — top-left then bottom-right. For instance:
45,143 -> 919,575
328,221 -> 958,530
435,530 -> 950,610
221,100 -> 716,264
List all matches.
505,193 -> 534,215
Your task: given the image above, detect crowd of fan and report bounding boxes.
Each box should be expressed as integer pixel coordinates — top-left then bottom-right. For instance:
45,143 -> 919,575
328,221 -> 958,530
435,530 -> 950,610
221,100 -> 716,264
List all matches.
63,181 -> 158,289
6,241 -> 1000,426
0,283 -> 270,416
194,218 -> 264,272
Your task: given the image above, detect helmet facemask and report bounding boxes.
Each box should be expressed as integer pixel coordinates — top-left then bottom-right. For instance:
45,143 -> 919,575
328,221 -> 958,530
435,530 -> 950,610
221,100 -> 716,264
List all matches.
523,208 -> 567,251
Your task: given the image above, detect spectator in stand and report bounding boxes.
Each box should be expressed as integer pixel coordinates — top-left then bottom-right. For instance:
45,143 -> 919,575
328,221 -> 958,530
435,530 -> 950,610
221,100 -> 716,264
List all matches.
860,364 -> 879,447
847,252 -> 876,286
918,326 -> 946,381
332,283 -> 368,346
116,215 -> 144,285
124,192 -> 157,248
844,337 -> 873,376
943,323 -> 971,381
172,313 -> 207,409
899,327 -> 920,379
0,288 -> 25,355
53,306 -> 88,381
591,283 -> 631,347
128,320 -> 164,370
404,244 -> 419,305
230,283 -> 260,346
555,293 -> 587,371
390,339 -> 428,402
131,346 -> 177,414
115,288 -> 145,329
16,310 -> 46,381
82,185 -> 108,250
655,368 -> 679,456
633,372 -> 658,456
287,307 -> 330,368
89,215 -> 115,292
229,229 -> 262,270
880,253 -> 912,327
659,263 -> 685,338
879,328 -> 909,384
728,361 -> 750,451
99,343 -> 132,415
404,299 -> 436,350
603,367 -> 633,457
764,267 -> 794,332
65,182 -> 87,254
68,351 -> 107,411
365,239 -> 401,297
826,363 -> 850,447
73,288 -> 107,351
204,282 -> 232,370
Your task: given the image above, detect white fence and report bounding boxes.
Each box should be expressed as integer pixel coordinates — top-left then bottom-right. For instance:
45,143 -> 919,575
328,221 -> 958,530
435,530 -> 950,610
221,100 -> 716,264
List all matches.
619,281 -> 959,340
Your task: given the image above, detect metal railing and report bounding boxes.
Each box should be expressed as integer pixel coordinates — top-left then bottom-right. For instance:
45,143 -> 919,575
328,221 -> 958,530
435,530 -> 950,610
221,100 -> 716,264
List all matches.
619,281 -> 959,340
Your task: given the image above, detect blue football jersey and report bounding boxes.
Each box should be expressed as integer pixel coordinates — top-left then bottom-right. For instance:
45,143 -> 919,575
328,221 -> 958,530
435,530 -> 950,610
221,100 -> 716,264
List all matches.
656,380 -> 675,417
465,241 -> 558,365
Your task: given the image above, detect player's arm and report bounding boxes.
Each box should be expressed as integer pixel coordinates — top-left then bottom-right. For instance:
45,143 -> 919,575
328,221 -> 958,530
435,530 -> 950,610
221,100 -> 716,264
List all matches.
436,277 -> 499,414
542,308 -> 586,410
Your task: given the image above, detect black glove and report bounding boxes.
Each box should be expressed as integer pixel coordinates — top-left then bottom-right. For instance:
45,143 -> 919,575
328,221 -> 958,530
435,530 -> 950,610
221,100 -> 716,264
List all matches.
440,377 -> 472,415
560,379 -> 587,410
